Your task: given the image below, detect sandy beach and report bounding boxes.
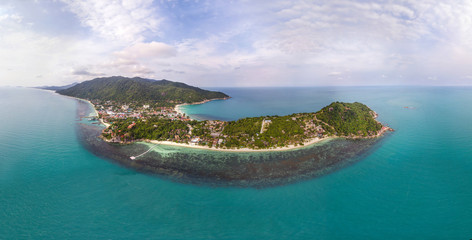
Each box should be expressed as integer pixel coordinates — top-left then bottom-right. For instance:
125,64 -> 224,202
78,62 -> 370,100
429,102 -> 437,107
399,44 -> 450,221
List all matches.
143,124 -> 392,153
146,136 -> 332,152
47,90 -> 111,128
72,97 -> 111,127
49,89 -> 390,152
174,104 -> 188,118
79,99 -> 111,128
174,97 -> 230,120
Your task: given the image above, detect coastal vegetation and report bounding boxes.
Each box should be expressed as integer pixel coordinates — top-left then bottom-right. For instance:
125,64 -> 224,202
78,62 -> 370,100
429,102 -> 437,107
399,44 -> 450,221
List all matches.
317,102 -> 382,136
102,102 -> 387,150
53,76 -> 388,150
57,76 -> 229,107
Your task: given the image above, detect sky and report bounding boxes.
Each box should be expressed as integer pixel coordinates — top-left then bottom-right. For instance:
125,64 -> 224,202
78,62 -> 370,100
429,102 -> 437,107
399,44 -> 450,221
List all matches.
1,0 -> 472,87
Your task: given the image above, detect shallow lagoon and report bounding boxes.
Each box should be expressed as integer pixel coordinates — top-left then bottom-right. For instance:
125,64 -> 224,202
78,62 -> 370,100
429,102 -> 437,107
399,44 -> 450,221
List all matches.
79,124 -> 385,188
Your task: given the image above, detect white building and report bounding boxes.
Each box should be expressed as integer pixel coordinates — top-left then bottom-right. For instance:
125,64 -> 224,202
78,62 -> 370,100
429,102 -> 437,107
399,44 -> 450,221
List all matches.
190,137 -> 200,145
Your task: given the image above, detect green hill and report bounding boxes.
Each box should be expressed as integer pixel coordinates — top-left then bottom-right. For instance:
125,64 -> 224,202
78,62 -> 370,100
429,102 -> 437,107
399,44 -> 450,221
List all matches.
103,101 -> 387,148
316,102 -> 382,136
56,76 -> 229,105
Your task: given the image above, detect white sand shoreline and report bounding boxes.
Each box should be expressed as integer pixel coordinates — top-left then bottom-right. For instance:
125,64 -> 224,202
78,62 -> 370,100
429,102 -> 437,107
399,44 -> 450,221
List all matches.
140,125 -> 393,153
46,90 -> 111,128
75,97 -> 111,128
175,97 -> 229,120
145,136 -> 333,152
43,88 -> 392,152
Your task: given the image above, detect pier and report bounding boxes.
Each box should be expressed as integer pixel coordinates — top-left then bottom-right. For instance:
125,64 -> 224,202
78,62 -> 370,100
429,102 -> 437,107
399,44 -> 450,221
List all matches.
130,145 -> 157,160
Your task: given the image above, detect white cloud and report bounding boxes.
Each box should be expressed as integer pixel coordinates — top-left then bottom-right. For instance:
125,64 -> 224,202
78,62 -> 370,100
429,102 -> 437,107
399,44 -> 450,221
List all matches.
328,72 -> 343,76
3,0 -> 472,87
0,6 -> 118,86
114,41 -> 176,59
0,13 -> 22,23
60,0 -> 161,44
128,64 -> 155,75
203,0 -> 472,86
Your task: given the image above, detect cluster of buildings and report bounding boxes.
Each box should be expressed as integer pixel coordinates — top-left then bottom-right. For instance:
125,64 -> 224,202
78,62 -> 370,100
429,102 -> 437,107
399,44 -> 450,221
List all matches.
304,119 -> 326,138
189,120 -> 226,146
91,100 -> 192,125
94,99 -> 328,149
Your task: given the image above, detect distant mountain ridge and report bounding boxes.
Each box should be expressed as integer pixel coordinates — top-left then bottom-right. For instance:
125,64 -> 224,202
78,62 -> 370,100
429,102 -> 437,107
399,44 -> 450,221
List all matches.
56,76 -> 229,104
35,82 -> 79,91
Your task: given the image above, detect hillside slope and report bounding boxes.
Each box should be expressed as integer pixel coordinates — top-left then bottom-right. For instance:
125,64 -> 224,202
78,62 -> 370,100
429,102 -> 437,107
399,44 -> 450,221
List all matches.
316,102 -> 382,136
57,76 -> 229,104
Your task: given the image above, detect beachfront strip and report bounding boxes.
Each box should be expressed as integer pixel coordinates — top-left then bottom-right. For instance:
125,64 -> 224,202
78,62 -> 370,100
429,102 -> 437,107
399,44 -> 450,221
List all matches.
93,100 -> 389,150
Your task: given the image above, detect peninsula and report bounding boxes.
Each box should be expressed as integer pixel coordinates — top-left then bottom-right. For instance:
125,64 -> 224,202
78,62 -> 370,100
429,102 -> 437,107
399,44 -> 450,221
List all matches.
55,76 -> 392,151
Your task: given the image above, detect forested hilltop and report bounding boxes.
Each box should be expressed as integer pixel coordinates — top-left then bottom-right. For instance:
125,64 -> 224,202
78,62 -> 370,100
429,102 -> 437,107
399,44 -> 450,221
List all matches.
103,102 -> 391,150
316,102 -> 382,136
57,76 -> 229,106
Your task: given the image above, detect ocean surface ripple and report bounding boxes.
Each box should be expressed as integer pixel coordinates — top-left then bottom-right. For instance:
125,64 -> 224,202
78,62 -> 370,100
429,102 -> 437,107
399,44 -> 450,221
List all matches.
2,87 -> 472,239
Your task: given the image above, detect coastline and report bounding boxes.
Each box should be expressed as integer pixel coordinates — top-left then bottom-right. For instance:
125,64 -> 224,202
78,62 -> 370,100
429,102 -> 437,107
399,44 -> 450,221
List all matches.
101,102 -> 392,153
145,136 -> 333,152
45,90 -> 111,128
69,96 -> 111,127
175,97 -> 230,120
40,85 -> 394,187
47,88 -> 392,153
139,125 -> 391,153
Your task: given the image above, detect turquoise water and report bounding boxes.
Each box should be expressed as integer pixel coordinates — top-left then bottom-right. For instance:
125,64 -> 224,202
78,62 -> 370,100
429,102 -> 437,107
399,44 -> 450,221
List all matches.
2,86 -> 472,239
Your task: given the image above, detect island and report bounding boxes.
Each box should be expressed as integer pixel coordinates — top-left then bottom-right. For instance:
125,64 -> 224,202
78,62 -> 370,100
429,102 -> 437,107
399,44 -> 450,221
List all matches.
55,76 -> 392,152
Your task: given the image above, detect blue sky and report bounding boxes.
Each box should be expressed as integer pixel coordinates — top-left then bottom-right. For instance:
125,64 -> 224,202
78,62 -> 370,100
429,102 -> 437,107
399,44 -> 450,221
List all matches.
1,0 -> 472,87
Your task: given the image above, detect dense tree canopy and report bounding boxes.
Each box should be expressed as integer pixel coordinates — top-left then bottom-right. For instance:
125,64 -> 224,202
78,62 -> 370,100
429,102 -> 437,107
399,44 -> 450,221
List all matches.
316,102 -> 382,136
57,76 -> 229,106
103,102 -> 385,149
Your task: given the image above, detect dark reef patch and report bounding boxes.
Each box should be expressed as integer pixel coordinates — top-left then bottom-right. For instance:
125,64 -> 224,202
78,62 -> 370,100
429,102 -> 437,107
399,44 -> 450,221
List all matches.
76,99 -> 387,188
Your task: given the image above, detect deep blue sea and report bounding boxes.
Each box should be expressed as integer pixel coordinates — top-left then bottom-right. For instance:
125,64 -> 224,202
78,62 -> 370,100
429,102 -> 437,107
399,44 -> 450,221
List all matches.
1,86 -> 472,239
